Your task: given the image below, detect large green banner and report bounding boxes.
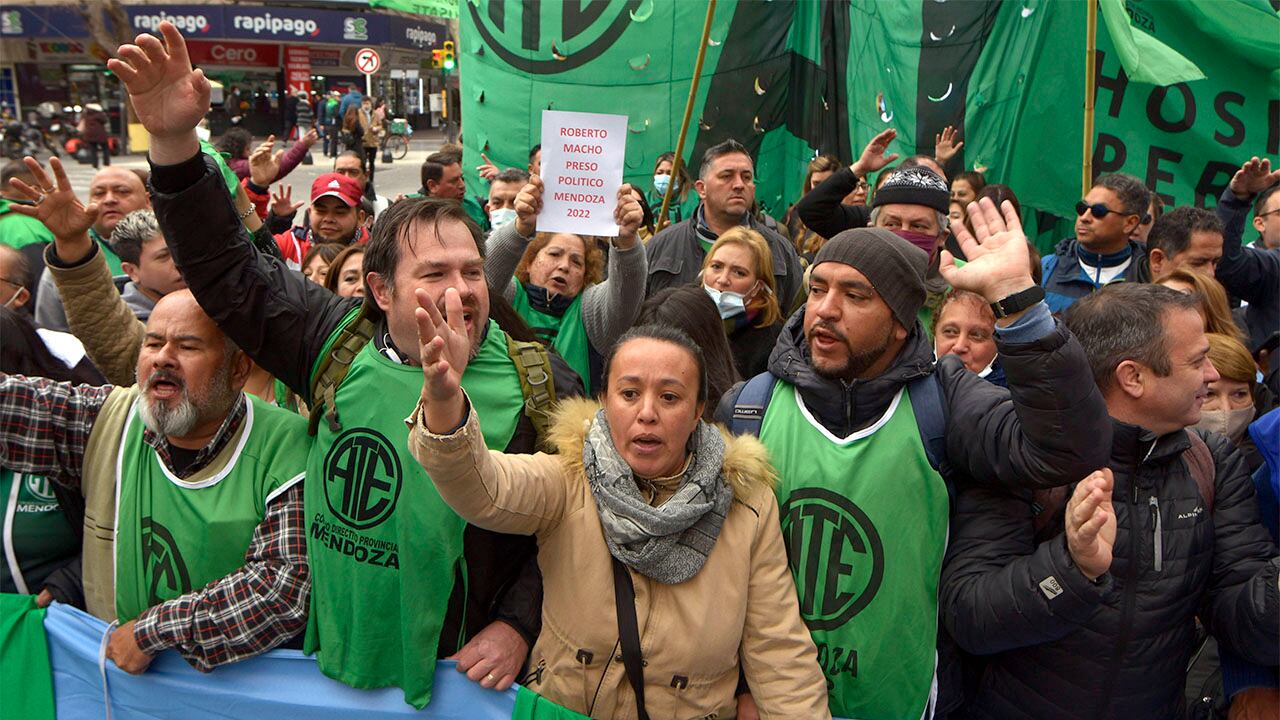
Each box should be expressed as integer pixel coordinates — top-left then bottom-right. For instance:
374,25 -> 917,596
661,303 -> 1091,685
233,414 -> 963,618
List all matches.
460,0 -> 1279,252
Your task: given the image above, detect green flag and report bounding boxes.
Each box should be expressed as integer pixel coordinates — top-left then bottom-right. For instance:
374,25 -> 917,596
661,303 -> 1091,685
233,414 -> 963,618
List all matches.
0,594 -> 55,720
371,0 -> 458,20
1097,0 -> 1204,86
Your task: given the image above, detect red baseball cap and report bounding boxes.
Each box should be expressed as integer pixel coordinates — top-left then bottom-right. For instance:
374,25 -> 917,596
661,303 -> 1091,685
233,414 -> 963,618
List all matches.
310,173 -> 363,207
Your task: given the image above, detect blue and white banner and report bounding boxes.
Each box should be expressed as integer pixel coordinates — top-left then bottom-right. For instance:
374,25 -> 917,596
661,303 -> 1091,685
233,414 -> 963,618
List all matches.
44,603 -> 519,719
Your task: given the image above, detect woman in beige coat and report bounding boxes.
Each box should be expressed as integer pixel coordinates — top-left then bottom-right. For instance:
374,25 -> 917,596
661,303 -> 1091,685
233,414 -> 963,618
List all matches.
407,289 -> 829,720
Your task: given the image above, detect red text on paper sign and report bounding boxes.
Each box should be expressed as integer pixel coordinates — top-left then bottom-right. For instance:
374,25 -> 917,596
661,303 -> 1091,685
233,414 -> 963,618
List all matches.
552,126 -> 614,218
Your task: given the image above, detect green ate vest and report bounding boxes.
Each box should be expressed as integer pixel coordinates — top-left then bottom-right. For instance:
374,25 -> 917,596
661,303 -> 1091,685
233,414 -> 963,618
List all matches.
760,381 -> 949,720
114,395 -> 309,622
1,469 -> 78,595
510,279 -> 591,393
303,317 -> 524,709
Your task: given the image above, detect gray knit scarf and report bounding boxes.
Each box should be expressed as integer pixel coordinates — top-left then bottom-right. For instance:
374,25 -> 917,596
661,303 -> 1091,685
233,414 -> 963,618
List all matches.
584,409 -> 733,585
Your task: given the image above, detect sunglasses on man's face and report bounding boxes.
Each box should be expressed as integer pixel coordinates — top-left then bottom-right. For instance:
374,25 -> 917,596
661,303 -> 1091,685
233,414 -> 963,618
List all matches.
1075,200 -> 1135,220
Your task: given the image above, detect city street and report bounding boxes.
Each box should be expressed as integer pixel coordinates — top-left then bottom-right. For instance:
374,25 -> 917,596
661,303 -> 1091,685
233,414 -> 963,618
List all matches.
47,129 -> 451,208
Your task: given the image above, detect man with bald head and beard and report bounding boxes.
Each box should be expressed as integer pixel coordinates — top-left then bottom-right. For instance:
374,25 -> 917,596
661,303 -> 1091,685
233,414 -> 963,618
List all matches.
35,166 -> 151,331
0,286 -> 312,675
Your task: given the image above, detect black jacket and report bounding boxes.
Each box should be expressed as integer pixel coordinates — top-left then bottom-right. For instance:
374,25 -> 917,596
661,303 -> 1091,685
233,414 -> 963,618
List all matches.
717,306 -> 1113,715
726,317 -> 782,380
941,422 -> 1280,720
721,308 -> 1110,488
794,166 -> 871,241
149,152 -> 584,651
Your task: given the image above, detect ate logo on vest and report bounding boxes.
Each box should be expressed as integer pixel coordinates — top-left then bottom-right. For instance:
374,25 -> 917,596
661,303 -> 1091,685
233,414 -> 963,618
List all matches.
143,517 -> 192,606
24,474 -> 57,502
780,488 -> 885,630
323,428 -> 403,530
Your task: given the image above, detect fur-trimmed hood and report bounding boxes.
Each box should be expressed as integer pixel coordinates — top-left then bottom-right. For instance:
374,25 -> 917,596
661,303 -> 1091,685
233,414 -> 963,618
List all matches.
545,397 -> 777,502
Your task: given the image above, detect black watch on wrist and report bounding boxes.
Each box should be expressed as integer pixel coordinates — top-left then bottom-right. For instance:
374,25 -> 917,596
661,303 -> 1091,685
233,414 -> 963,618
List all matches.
990,285 -> 1045,318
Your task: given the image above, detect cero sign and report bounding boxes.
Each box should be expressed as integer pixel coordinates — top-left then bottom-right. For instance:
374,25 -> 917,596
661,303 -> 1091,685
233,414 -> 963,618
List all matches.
186,39 -> 280,69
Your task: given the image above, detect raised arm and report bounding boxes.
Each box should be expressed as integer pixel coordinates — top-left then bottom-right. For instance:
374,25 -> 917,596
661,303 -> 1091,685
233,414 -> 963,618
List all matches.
940,198 -> 1112,488
483,212 -> 532,302
1214,157 -> 1280,305
407,286 -> 572,535
795,128 -> 896,239
9,156 -> 144,386
581,185 -> 647,351
109,23 -> 356,400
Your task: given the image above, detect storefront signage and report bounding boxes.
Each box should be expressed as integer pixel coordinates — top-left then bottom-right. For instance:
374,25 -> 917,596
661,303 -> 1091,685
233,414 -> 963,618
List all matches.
285,47 -> 312,95
224,7 -> 388,45
186,40 -> 280,69
129,6 -> 220,36
310,49 -> 342,68
388,16 -> 447,50
1,7 -> 90,38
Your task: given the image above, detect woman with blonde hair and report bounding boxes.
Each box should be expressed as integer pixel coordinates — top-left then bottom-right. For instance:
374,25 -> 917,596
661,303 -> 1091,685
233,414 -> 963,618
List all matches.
701,226 -> 784,378
1153,267 -> 1248,345
1198,333 -> 1266,470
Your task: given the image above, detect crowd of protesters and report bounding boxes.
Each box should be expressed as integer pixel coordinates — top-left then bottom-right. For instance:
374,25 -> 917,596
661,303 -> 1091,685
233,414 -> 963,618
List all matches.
0,22 -> 1276,720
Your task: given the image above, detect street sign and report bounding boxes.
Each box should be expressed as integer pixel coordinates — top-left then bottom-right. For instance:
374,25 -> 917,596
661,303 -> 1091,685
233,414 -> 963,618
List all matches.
355,47 -> 381,75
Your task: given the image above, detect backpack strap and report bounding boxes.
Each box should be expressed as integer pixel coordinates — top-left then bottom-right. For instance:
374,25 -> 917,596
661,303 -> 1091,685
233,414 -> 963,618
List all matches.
907,372 -> 949,475
1183,429 -> 1216,513
728,372 -> 778,437
611,558 -> 650,720
308,302 -> 377,436
506,335 -> 558,449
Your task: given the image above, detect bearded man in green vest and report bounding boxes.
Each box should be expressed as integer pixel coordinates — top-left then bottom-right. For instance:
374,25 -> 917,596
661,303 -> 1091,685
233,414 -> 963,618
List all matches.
110,23 -> 585,709
0,283 -> 310,673
719,198 -> 1113,720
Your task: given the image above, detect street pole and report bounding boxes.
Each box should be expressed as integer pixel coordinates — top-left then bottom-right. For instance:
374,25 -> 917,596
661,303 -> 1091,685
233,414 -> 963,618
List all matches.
658,0 -> 717,233
1082,0 -> 1098,195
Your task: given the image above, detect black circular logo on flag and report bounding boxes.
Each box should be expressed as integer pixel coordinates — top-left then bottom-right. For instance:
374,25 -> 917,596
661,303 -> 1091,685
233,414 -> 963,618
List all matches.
142,517 -> 192,606
780,487 -> 884,631
467,0 -> 641,74
323,428 -> 403,530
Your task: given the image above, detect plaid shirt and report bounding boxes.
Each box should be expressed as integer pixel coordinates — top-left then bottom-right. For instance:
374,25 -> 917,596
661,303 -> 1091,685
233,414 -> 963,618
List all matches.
0,375 -> 309,670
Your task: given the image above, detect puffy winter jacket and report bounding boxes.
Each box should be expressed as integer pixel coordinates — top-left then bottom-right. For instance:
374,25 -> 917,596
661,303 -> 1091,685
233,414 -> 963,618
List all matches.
941,421 -> 1280,720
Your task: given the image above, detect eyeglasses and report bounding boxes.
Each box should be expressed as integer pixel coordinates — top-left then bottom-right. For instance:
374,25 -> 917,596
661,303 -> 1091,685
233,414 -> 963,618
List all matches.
1257,208 -> 1280,220
1075,200 -> 1135,219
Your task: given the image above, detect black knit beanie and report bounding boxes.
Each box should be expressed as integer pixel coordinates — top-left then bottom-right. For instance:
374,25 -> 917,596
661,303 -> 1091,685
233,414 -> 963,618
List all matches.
871,167 -> 950,214
811,227 -> 929,329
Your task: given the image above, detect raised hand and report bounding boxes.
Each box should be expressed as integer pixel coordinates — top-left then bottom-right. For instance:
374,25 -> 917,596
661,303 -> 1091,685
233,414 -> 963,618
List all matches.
934,125 -> 964,166
1065,469 -> 1116,582
851,128 -> 899,178
107,22 -> 209,144
416,287 -> 472,433
270,184 -> 303,217
940,197 -> 1035,315
476,152 -> 499,181
514,174 -> 543,237
249,135 -> 283,187
7,156 -> 98,260
300,127 -> 319,148
614,183 -> 642,249
1229,156 -> 1280,200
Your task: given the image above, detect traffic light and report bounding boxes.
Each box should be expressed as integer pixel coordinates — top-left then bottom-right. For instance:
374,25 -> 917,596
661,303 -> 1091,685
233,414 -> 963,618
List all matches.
431,49 -> 443,69
442,40 -> 455,71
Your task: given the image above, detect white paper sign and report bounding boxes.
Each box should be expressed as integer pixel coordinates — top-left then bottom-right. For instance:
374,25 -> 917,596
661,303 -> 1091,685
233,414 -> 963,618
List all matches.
538,110 -> 628,236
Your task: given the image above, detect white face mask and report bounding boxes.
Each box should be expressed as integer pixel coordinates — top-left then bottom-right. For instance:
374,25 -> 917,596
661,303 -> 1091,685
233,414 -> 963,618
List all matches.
489,207 -> 517,229
704,284 -> 747,319
653,174 -> 671,196
1195,406 -> 1254,444
2,283 -> 24,309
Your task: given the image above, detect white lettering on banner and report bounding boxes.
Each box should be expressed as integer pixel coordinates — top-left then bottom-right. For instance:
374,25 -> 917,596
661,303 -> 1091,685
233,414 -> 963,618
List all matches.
211,45 -> 257,64
231,14 -> 320,38
133,12 -> 210,34
539,110 -> 628,237
404,27 -> 438,46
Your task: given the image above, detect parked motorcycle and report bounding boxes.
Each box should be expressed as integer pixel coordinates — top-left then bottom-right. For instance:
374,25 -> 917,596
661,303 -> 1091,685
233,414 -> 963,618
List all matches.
2,121 -> 44,160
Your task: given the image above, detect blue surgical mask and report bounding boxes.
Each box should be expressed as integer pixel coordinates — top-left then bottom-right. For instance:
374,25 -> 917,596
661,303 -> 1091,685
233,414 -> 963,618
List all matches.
489,207 -> 517,229
653,174 -> 671,196
704,285 -> 747,319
